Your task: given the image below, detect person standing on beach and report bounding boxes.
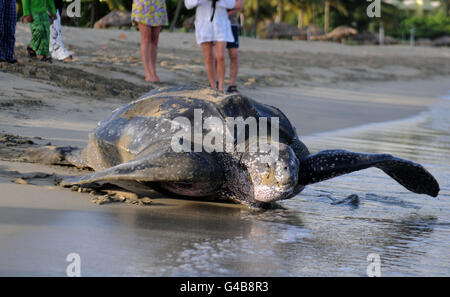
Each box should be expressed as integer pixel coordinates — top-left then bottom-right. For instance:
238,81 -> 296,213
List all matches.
226,0 -> 243,93
0,0 -> 17,63
22,0 -> 57,62
49,0 -> 72,61
132,0 -> 169,83
185,0 -> 236,91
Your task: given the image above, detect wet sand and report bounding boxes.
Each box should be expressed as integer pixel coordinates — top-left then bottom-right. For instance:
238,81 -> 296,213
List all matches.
0,24 -> 449,276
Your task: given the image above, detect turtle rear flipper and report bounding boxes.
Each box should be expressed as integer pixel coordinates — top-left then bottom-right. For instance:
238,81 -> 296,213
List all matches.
26,146 -> 80,166
61,152 -> 223,188
298,150 -> 439,197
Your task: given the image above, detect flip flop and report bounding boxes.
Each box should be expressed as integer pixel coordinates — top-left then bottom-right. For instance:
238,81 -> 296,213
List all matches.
226,85 -> 239,94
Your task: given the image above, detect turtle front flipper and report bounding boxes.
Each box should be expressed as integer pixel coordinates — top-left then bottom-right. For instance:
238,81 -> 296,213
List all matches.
298,150 -> 440,197
61,152 -> 224,196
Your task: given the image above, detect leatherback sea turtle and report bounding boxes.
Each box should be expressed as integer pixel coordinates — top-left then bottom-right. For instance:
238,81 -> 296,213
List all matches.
27,85 -> 440,206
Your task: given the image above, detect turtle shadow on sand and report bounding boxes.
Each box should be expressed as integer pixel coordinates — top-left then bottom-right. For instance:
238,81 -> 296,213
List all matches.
23,85 -> 440,208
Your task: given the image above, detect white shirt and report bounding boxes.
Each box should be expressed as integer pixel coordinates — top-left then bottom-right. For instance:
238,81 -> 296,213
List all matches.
185,0 -> 236,44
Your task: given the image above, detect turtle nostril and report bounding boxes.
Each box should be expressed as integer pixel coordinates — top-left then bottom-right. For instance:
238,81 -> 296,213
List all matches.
284,166 -> 288,171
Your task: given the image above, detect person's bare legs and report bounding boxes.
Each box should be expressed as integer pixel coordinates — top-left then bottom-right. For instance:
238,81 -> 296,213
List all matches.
138,23 -> 152,81
138,23 -> 160,82
149,26 -> 161,82
214,41 -> 226,91
228,47 -> 239,86
201,42 -> 216,89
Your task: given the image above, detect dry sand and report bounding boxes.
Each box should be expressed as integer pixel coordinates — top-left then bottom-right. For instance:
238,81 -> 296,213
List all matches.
0,24 -> 449,275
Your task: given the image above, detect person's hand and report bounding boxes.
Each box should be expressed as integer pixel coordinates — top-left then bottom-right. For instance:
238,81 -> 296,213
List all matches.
233,0 -> 244,11
24,15 -> 33,23
49,14 -> 57,24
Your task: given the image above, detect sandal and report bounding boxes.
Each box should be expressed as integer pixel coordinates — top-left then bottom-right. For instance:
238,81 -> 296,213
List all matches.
226,85 -> 239,94
27,46 -> 37,58
40,56 -> 52,63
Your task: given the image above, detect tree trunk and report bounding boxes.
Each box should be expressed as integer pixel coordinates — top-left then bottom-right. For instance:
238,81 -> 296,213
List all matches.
324,0 -> 330,33
298,9 -> 303,29
276,0 -> 284,23
251,0 -> 260,37
90,0 -> 99,28
170,0 -> 184,32
312,3 -> 317,25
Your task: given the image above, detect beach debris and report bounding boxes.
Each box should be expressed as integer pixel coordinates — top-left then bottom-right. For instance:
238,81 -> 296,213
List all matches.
350,31 -> 378,44
433,36 -> 450,47
94,10 -> 132,29
260,22 -> 303,40
326,25 -> 358,42
416,38 -> 433,46
381,36 -> 398,45
297,25 -> 326,40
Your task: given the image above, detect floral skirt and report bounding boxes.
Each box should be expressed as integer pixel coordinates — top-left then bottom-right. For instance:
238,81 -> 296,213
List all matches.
131,0 -> 169,27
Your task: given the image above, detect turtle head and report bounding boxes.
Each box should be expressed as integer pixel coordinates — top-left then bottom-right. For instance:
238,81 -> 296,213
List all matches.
241,143 -> 299,203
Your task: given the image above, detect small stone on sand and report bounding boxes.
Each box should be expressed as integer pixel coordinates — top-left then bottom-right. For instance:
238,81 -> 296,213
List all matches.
13,178 -> 28,185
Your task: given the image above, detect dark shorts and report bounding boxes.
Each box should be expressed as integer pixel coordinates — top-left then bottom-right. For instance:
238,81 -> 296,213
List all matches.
226,25 -> 239,49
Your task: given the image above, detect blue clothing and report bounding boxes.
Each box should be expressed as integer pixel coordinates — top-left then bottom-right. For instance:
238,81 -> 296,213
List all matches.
0,0 -> 16,61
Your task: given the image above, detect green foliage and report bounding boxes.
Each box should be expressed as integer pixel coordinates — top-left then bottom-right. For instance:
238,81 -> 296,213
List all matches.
105,0 -> 130,11
396,14 -> 450,39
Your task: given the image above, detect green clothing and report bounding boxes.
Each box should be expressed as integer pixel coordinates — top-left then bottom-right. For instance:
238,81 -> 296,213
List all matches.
22,0 -> 56,16
30,11 -> 50,56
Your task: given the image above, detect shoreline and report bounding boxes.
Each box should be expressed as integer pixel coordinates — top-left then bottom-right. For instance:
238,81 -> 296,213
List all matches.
243,76 -> 449,136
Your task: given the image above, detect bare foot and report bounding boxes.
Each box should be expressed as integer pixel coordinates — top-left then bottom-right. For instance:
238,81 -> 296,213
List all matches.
145,74 -> 160,83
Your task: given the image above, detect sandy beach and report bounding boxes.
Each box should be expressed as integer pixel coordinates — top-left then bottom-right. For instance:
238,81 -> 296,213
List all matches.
0,24 -> 449,276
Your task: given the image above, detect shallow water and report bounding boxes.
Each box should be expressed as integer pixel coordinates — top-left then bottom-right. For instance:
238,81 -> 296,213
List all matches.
276,93 -> 450,276
157,93 -> 450,277
1,94 -> 449,277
